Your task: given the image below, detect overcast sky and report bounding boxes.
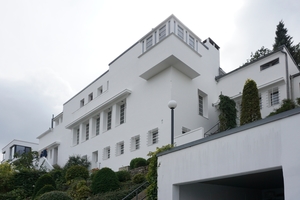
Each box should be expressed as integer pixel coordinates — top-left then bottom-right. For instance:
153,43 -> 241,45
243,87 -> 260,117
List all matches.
1,0 -> 299,156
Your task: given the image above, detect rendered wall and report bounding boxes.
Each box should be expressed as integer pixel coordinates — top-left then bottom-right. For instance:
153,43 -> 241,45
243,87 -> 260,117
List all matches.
158,108 -> 300,200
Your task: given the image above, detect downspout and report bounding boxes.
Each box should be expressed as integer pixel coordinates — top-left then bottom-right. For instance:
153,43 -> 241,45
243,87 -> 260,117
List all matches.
280,49 -> 290,99
290,75 -> 294,100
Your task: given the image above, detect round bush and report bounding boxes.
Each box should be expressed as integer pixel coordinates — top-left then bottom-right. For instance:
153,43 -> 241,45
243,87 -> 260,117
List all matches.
65,165 -> 89,182
130,157 -> 147,169
68,179 -> 91,200
133,173 -> 145,184
33,174 -> 56,199
38,191 -> 72,200
91,167 -> 120,194
116,170 -> 131,182
35,184 -> 56,198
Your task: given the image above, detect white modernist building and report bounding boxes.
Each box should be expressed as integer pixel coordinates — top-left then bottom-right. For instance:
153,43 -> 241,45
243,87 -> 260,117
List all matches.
35,15 -> 300,172
3,14 -> 300,183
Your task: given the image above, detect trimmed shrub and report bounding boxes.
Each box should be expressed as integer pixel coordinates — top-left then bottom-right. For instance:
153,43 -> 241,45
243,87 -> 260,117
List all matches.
38,191 -> 72,200
240,79 -> 261,125
67,179 -> 91,200
133,173 -> 145,184
116,170 -> 131,182
130,157 -> 147,169
91,167 -> 120,194
65,165 -> 89,182
63,155 -> 90,170
90,168 -> 99,180
13,170 -> 44,198
33,174 -> 56,199
35,185 -> 56,199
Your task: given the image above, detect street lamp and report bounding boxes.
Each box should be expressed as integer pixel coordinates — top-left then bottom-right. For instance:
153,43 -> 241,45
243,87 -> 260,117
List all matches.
168,100 -> 177,146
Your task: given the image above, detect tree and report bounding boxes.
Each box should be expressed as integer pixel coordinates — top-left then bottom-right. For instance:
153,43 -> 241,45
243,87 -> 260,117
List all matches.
246,46 -> 271,64
273,20 -> 294,54
12,151 -> 39,171
240,79 -> 261,125
63,155 -> 91,170
273,20 -> 300,65
218,94 -> 237,132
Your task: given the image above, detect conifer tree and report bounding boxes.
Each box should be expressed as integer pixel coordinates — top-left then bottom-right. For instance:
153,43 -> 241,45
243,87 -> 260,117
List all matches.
273,20 -> 294,53
240,79 -> 261,125
273,20 -> 300,65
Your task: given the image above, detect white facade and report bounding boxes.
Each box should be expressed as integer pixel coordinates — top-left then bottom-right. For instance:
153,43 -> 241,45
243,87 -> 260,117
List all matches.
157,108 -> 300,200
3,15 -> 300,173
1,139 -> 38,163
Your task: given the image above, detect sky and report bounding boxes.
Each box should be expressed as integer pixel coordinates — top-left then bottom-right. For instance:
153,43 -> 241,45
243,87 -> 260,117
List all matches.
1,0 -> 300,156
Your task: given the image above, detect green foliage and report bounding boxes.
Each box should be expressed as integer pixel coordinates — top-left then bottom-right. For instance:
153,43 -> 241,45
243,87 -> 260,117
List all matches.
133,173 -> 145,184
48,168 -> 64,190
130,157 -> 147,169
65,165 -> 89,182
146,144 -> 172,200
273,20 -> 300,65
273,21 -> 294,54
67,179 -> 91,200
245,46 -> 271,64
0,162 -> 14,193
90,168 -> 99,181
268,99 -> 297,117
240,79 -> 262,125
296,98 -> 300,106
218,94 -> 237,132
91,167 -> 120,194
35,184 -> 56,199
12,170 -> 44,198
116,170 -> 131,182
63,155 -> 91,170
38,191 -> 72,200
0,188 -> 27,200
12,151 -> 39,171
33,174 -> 56,199
88,182 -> 144,200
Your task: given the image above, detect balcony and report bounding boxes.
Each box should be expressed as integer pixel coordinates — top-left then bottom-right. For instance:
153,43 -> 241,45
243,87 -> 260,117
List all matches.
138,34 -> 202,80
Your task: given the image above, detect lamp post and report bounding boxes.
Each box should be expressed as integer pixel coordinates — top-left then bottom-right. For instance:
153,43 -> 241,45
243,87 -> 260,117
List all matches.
168,100 -> 177,146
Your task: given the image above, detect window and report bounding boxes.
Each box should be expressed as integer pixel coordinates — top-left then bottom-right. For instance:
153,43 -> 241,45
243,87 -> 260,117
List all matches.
103,146 -> 110,160
88,93 -> 93,102
116,141 -> 124,156
85,123 -> 89,141
182,127 -> 191,134
146,35 -> 153,50
159,25 -> 166,41
77,128 -> 80,144
96,116 -> 100,136
80,99 -> 84,107
73,128 -> 80,145
120,102 -> 126,124
189,35 -> 195,49
198,95 -> 203,116
269,87 -> 279,106
260,58 -> 279,70
92,151 -> 98,167
259,93 -> 262,109
177,25 -> 184,40
148,128 -> 158,146
131,135 -> 140,151
198,90 -> 208,117
107,110 -> 112,130
98,86 -> 103,96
